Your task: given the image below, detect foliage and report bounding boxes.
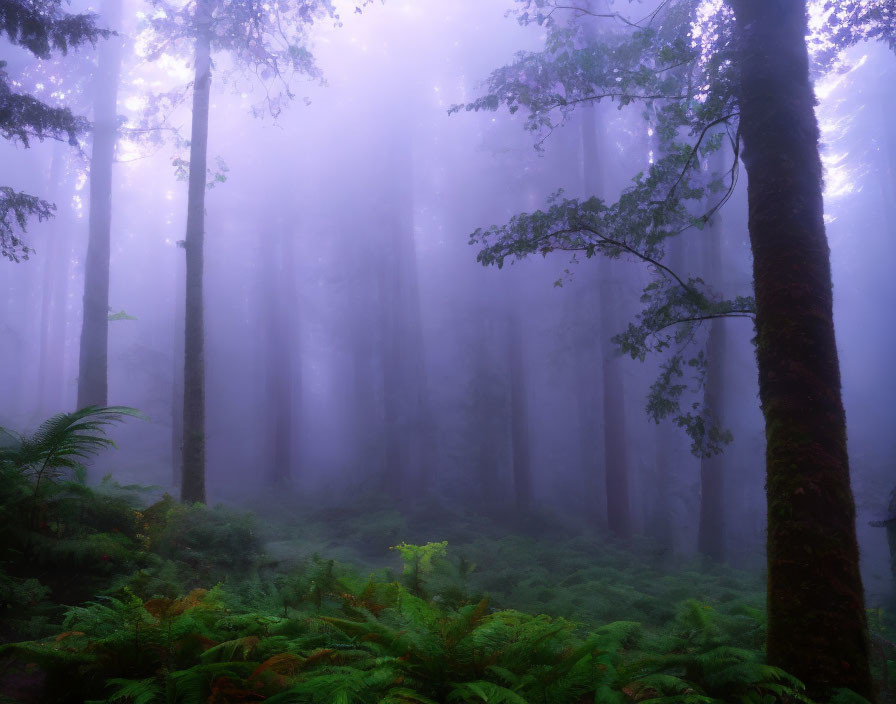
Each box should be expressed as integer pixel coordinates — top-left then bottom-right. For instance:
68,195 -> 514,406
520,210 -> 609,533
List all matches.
0,1 -> 111,261
391,541 -> 448,596
143,0 -> 337,120
453,0 -> 753,456
0,537 -> 822,704
0,414 -> 877,701
0,408 -> 149,635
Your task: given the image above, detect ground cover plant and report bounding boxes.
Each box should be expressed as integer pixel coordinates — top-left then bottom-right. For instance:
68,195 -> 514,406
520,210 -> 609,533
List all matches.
1,409 -> 894,703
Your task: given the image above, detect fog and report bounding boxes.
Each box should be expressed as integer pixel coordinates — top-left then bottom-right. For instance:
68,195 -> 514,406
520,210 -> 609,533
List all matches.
2,0 -> 895,603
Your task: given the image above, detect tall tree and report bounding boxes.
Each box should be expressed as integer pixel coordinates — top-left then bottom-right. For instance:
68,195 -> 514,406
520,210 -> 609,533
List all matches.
375,123 -> 431,498
146,0 -> 336,503
696,148 -> 728,564
581,102 -> 631,537
179,0 -> 212,505
37,144 -> 70,414
77,0 -> 124,409
460,0 -> 873,695
262,224 -> 299,487
507,307 -> 533,514
731,0 -> 870,694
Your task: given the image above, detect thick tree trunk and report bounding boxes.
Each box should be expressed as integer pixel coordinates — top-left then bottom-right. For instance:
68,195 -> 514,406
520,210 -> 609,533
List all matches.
508,310 -> 533,513
580,101 -> 631,538
732,0 -> 872,697
77,0 -> 123,409
180,1 -> 212,505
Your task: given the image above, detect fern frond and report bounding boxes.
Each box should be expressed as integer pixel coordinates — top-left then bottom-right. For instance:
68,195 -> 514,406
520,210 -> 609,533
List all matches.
104,677 -> 162,704
447,680 -> 529,704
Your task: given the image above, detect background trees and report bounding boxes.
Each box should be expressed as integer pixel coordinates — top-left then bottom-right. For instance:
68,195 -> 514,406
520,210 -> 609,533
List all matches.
0,1 -> 109,260
2,1 -> 894,697
142,0 -> 337,504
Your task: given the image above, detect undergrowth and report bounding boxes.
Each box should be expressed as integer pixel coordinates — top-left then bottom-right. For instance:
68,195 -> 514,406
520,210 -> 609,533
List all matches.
0,408 -> 889,703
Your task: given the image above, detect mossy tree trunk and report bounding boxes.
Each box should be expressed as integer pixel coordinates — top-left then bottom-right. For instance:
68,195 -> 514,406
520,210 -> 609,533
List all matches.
77,0 -> 123,409
180,0 -> 212,505
731,0 -> 872,697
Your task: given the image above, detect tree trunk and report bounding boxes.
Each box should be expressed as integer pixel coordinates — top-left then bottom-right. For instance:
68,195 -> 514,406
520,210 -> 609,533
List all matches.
171,248 -> 185,488
180,0 -> 212,505
697,315 -> 726,562
264,225 -> 297,487
581,101 -> 632,538
732,0 -> 872,697
377,128 -> 429,497
38,144 -> 67,414
508,310 -> 533,513
697,148 -> 727,563
77,0 -> 123,409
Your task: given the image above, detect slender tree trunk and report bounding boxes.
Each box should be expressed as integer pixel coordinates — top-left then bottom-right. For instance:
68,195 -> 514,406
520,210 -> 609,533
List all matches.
650,421 -> 675,550
508,309 -> 533,513
576,104 -> 603,527
581,100 -> 632,538
650,202 -> 694,550
77,0 -> 123,409
697,149 -> 727,563
732,0 -> 872,696
697,315 -> 726,562
38,144 -> 65,413
264,225 -> 296,487
377,128 -> 429,497
379,226 -> 403,494
180,1 -> 212,504
171,248 -> 185,488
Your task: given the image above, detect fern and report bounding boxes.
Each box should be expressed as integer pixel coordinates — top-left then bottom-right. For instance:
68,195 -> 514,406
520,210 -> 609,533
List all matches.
103,677 -> 163,704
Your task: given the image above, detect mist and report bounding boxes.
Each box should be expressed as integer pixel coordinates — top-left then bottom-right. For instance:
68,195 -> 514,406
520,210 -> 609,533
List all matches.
2,1 -> 895,700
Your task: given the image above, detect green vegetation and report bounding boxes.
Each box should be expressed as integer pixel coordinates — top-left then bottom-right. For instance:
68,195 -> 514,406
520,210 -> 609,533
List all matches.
0,410 -> 890,703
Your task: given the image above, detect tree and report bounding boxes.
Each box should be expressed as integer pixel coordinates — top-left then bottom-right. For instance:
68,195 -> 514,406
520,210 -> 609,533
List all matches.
458,0 -> 873,696
144,0 -> 337,504
77,0 -> 125,409
261,223 -> 299,488
507,306 -> 533,514
732,0 -> 870,694
696,142 -> 729,564
0,0 -> 110,261
581,100 -> 631,538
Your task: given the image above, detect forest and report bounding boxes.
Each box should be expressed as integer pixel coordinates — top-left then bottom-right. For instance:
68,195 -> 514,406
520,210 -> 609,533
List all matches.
1,0 -> 895,702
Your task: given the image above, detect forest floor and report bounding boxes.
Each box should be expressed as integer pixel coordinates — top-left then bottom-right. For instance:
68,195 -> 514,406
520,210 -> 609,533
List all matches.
0,479 -> 893,703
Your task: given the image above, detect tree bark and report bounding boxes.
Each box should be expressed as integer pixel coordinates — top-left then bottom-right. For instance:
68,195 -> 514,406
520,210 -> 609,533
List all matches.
180,0 -> 213,505
77,0 -> 123,409
731,0 -> 872,697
